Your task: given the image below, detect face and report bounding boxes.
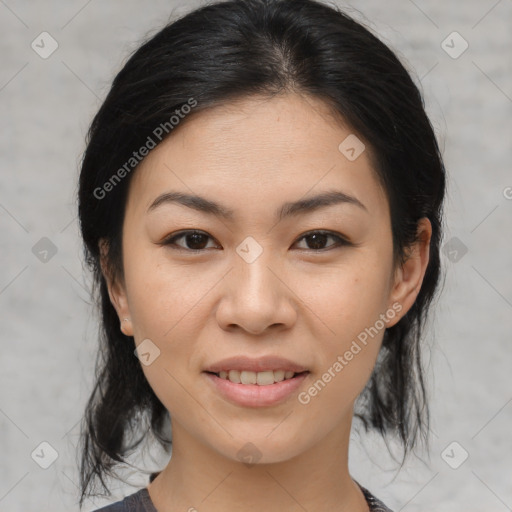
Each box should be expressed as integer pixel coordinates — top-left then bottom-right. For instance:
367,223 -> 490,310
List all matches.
104,93 -> 430,465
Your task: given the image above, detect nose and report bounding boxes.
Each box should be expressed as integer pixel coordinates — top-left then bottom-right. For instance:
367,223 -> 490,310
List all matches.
215,245 -> 297,335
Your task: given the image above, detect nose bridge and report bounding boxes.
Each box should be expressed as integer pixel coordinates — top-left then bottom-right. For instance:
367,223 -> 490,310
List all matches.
215,234 -> 296,334
234,234 -> 278,301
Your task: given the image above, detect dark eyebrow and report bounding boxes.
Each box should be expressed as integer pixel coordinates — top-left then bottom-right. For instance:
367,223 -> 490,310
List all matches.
147,189 -> 368,220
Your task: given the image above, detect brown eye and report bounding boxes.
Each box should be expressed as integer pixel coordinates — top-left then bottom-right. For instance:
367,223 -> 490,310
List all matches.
162,230 -> 218,251
294,231 -> 350,251
160,229 -> 350,253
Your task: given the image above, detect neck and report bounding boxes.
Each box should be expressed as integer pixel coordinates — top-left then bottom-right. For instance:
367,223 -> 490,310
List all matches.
148,419 -> 369,512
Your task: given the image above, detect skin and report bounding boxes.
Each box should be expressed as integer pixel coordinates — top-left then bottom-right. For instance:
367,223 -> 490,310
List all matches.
101,92 -> 431,512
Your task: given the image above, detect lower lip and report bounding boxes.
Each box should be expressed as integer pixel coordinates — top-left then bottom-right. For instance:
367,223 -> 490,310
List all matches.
204,372 -> 309,407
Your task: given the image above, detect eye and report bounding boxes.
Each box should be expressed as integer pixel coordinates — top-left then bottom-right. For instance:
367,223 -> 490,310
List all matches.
293,230 -> 351,251
160,229 -> 351,253
160,230 -> 219,252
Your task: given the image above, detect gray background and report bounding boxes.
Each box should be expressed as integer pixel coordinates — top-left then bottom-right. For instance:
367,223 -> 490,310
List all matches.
1,0 -> 511,510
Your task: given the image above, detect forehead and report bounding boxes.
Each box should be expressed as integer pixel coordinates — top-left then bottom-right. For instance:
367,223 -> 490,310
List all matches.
126,93 -> 388,220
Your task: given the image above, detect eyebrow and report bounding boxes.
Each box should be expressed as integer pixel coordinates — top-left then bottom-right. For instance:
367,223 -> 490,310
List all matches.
147,189 -> 368,221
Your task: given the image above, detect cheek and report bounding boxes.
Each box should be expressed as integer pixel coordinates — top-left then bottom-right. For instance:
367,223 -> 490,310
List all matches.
296,267 -> 389,420
297,257 -> 391,400
304,257 -> 393,340
124,248 -> 208,336
122,250 -> 217,399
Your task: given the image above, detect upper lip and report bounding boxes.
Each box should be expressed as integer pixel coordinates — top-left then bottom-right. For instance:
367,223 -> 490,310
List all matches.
204,356 -> 309,373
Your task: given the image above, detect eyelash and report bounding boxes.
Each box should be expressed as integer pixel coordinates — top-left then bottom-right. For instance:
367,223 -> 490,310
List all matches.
160,229 -> 352,253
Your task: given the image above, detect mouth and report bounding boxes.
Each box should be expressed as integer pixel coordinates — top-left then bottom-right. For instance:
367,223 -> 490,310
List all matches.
205,369 -> 310,386
202,355 -> 310,406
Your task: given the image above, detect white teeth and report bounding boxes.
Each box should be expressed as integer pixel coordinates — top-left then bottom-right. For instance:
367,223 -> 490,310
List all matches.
240,371 -> 257,384
228,370 -> 241,383
256,371 -> 275,386
273,370 -> 285,382
216,369 -> 300,385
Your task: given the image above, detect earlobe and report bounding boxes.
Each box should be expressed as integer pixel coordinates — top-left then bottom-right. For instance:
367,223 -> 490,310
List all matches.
120,317 -> 133,336
387,218 -> 432,326
99,238 -> 133,336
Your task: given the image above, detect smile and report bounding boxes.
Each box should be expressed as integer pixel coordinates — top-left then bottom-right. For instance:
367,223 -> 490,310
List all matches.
211,369 -> 305,385
203,371 -> 310,407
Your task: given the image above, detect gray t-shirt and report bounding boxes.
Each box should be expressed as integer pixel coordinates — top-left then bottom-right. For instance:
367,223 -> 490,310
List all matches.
93,472 -> 393,511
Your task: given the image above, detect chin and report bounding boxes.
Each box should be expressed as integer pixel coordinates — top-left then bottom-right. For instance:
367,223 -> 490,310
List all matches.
207,430 -> 311,467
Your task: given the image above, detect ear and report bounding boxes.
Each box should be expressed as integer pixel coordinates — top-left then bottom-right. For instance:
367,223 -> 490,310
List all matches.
386,217 -> 432,328
99,238 -> 133,336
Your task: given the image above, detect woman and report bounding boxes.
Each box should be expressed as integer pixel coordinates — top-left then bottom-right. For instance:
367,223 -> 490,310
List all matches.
77,0 -> 446,510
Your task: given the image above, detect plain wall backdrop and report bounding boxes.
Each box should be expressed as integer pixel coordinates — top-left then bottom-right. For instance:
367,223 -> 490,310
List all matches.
1,0 -> 511,510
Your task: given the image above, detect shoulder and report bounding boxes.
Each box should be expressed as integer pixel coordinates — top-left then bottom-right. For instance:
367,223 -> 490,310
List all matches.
358,483 -> 395,512
90,488 -> 157,512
